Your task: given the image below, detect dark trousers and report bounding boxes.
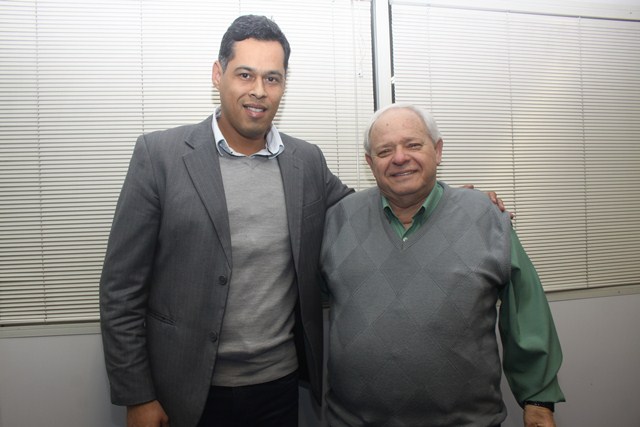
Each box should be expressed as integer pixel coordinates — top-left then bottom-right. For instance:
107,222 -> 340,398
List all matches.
197,371 -> 298,427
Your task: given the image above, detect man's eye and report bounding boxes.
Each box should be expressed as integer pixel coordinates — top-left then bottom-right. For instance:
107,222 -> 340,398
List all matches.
408,143 -> 422,150
377,150 -> 391,157
266,76 -> 282,86
239,73 -> 251,79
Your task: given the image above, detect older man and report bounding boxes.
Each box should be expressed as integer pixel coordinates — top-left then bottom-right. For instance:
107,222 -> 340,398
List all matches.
320,103 -> 565,427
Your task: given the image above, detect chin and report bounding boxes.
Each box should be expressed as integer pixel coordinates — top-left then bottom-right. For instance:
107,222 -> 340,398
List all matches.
390,185 -> 421,194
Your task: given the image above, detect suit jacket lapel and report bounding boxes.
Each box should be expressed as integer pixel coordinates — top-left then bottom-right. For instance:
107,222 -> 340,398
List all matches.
278,138 -> 303,271
182,116 -> 232,265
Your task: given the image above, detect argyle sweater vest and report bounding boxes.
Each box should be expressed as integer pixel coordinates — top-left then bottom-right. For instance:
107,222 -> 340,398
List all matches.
321,182 -> 512,427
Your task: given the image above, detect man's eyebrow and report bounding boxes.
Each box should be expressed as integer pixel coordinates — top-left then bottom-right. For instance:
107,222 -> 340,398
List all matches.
233,65 -> 285,78
373,142 -> 394,151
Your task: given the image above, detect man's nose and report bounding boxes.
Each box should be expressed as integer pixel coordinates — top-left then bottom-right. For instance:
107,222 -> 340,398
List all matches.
250,79 -> 266,98
391,147 -> 410,164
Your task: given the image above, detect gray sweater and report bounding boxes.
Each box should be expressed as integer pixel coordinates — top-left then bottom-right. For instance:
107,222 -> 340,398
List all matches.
212,154 -> 297,386
321,183 -> 512,427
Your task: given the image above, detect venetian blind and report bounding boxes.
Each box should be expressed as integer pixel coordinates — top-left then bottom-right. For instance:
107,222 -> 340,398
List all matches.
391,3 -> 640,290
0,0 -> 374,327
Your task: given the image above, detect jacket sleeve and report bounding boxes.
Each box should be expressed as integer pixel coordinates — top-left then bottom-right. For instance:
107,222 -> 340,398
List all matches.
498,229 -> 566,405
99,134 -> 161,406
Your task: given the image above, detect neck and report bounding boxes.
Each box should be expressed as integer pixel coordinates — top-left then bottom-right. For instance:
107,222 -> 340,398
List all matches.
226,134 -> 267,156
384,185 -> 434,228
218,118 -> 268,155
386,197 -> 426,228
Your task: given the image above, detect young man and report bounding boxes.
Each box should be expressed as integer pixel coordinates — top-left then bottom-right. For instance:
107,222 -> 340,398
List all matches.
100,15 -> 351,427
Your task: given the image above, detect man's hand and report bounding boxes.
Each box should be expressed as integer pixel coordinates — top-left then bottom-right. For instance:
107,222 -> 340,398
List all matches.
461,184 -> 515,219
524,404 -> 556,427
127,400 -> 170,427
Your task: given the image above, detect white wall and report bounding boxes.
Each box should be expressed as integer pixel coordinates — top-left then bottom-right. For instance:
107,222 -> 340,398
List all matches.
501,292 -> 640,427
0,333 -> 122,427
1,293 -> 639,427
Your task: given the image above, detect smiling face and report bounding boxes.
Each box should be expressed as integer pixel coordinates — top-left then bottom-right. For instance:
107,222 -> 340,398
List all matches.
212,38 -> 286,154
365,107 -> 443,209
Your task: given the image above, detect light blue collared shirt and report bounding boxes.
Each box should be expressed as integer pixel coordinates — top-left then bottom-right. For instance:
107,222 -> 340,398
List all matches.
212,106 -> 285,159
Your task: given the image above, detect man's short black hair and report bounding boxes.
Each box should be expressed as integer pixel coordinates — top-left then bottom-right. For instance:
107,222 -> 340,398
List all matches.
218,15 -> 291,73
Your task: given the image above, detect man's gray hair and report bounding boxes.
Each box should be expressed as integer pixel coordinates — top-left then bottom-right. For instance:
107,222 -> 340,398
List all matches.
363,103 -> 442,154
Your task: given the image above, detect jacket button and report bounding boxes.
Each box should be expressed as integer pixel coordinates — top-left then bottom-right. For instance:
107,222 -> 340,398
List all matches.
218,275 -> 228,285
209,332 -> 218,342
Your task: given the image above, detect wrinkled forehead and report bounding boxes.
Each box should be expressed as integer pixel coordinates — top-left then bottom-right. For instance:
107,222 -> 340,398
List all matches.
370,108 -> 430,142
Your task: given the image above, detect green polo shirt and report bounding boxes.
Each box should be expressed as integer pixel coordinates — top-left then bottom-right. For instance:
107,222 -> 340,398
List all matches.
381,182 -> 565,405
382,182 -> 443,241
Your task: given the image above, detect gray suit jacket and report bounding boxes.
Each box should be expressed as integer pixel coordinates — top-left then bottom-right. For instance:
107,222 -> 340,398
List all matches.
99,115 -> 352,427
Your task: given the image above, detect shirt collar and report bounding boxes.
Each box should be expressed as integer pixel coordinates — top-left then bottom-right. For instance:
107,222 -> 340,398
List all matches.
382,181 -> 444,225
212,106 -> 285,159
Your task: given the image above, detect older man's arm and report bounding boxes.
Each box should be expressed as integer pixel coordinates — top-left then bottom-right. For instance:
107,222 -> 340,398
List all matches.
523,404 -> 556,427
498,229 -> 565,423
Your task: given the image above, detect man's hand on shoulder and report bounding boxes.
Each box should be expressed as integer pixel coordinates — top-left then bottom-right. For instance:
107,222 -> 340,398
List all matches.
524,403 -> 556,427
461,184 -> 515,219
127,400 -> 170,427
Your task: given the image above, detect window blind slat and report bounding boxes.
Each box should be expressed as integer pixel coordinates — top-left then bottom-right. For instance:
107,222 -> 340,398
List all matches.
0,0 -> 374,327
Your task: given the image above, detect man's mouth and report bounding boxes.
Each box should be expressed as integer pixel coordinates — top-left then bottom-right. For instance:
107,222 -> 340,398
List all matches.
245,104 -> 267,114
391,170 -> 415,177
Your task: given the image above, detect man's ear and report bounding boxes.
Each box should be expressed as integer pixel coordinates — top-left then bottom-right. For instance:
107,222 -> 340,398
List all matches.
212,61 -> 222,89
365,153 -> 373,170
435,138 -> 444,165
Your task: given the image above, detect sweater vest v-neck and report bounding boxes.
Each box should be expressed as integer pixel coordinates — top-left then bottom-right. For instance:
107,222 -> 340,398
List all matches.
212,154 -> 297,386
321,182 -> 512,427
